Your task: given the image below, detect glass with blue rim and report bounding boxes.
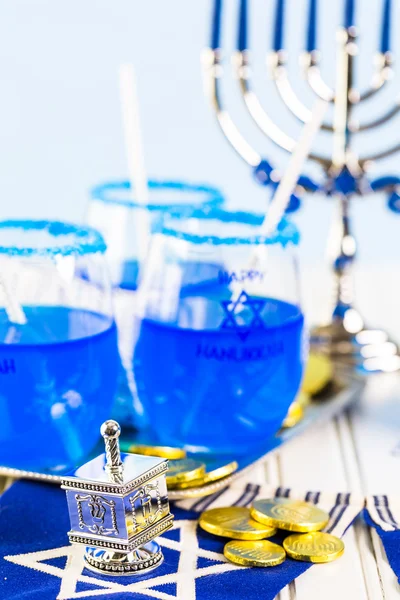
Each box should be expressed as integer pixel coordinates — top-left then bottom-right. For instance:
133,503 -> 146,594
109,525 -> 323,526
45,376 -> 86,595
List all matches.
0,220 -> 119,472
133,208 -> 305,455
87,180 -> 224,291
86,180 -> 224,429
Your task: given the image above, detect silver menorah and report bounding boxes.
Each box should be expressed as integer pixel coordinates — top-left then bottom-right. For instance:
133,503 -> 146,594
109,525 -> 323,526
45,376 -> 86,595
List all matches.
202,0 -> 400,372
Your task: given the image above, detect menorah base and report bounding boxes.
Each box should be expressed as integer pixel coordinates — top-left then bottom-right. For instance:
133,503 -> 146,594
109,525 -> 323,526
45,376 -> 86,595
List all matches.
311,313 -> 400,373
84,541 -> 163,576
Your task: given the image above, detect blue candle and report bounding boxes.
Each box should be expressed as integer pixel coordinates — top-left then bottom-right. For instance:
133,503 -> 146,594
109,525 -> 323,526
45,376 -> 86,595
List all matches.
273,0 -> 285,52
238,0 -> 248,51
306,0 -> 317,52
344,0 -> 355,29
380,0 -> 391,54
211,0 -> 223,50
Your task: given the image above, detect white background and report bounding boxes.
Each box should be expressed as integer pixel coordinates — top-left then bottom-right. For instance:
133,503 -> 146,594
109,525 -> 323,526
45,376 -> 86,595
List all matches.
1,0 -> 400,328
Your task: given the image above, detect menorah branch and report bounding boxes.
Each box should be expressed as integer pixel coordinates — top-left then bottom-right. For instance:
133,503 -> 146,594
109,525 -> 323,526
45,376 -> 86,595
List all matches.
360,142 -> 400,165
235,52 -> 293,154
202,49 -> 260,167
303,49 -> 391,107
301,52 -> 335,103
358,52 -> 393,101
269,52 -> 332,135
355,101 -> 400,132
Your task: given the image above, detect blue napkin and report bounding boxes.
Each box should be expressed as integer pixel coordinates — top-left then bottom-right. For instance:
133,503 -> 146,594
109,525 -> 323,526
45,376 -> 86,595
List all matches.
0,481 -> 363,600
366,495 -> 400,584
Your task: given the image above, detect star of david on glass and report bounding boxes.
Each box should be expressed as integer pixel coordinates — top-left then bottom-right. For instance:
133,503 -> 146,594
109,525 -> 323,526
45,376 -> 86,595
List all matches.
220,290 -> 266,341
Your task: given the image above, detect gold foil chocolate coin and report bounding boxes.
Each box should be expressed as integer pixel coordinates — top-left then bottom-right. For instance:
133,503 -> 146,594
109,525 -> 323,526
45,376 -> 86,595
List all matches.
166,459 -> 206,485
224,540 -> 286,567
169,461 -> 239,489
282,392 -> 310,428
296,391 -> 311,409
251,498 -> 329,533
282,401 -> 304,428
120,444 -> 187,460
199,506 -> 277,540
283,532 -> 344,563
302,353 -> 333,396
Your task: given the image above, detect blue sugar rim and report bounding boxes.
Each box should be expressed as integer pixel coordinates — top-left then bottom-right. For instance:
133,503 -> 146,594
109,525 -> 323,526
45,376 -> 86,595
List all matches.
90,179 -> 225,213
0,220 -> 107,257
160,209 -> 300,247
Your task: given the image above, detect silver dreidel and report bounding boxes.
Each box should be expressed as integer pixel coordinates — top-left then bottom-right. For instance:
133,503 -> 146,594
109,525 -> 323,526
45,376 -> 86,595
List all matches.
61,420 -> 173,575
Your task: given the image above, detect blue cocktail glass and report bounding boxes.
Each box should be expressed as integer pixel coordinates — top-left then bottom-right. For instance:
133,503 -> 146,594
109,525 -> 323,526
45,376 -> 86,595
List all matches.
87,180 -> 224,290
133,209 -> 305,456
0,220 -> 119,472
86,180 -> 224,429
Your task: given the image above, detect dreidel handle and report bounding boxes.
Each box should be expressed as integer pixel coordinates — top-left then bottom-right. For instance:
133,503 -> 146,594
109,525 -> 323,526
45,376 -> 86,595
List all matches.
100,420 -> 123,482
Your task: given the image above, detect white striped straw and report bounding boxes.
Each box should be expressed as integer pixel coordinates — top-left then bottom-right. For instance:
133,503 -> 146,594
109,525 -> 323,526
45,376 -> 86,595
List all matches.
229,98 -> 329,300
258,98 -> 329,238
119,63 -> 151,262
0,258 -> 27,325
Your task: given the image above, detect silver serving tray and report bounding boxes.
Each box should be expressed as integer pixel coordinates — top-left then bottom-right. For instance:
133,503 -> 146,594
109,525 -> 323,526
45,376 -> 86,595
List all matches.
0,370 -> 365,499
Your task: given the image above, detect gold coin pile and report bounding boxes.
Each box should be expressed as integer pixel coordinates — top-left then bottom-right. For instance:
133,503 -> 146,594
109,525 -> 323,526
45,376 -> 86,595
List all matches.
166,458 -> 207,485
283,532 -> 344,563
224,540 -> 286,567
199,507 -> 277,540
120,443 -> 187,460
166,458 -> 238,490
302,353 -> 333,396
199,498 -> 344,568
251,498 -> 329,532
170,461 -> 239,490
122,443 -> 238,490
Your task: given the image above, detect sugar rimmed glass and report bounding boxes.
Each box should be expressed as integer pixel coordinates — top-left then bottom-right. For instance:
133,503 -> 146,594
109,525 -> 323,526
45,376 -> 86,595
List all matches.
87,180 -> 224,290
86,180 -> 224,429
133,209 -> 305,455
0,220 -> 119,472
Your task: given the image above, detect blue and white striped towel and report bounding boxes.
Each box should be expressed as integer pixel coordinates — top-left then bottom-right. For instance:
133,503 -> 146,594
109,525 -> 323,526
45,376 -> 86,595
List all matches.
0,480 -> 364,600
365,494 -> 400,584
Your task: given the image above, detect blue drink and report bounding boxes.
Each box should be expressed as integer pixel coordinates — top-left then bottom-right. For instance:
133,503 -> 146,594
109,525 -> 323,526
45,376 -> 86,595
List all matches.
87,182 -> 224,429
134,294 -> 304,454
111,260 -> 225,429
0,306 -> 119,472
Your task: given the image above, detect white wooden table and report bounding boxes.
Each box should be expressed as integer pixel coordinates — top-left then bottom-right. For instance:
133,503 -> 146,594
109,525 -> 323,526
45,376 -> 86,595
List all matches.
237,371 -> 400,600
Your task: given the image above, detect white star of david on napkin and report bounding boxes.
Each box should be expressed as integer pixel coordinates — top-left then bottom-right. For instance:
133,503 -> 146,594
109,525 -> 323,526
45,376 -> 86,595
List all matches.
5,520 -> 243,600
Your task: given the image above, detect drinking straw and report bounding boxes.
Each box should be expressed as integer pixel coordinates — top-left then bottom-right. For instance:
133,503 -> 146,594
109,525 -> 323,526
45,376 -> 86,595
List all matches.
0,259 -> 27,325
229,97 -> 328,299
258,98 -> 328,239
119,63 -> 151,262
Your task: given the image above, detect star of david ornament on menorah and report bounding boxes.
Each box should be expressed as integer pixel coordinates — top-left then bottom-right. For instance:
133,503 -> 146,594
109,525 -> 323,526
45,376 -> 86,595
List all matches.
203,0 -> 400,372
61,420 -> 173,576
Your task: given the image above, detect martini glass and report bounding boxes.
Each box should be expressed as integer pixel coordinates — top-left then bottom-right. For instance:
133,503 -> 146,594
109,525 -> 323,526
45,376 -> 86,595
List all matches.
0,220 -> 119,473
133,209 -> 305,455
86,180 -> 224,429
